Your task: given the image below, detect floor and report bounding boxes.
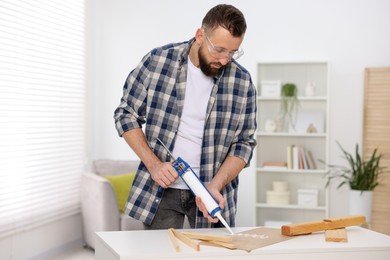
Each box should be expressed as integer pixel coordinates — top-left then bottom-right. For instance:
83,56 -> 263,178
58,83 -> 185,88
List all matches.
44,245 -> 94,260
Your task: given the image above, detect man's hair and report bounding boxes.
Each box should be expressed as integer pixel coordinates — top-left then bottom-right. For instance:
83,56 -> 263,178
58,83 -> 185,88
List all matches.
202,4 -> 247,37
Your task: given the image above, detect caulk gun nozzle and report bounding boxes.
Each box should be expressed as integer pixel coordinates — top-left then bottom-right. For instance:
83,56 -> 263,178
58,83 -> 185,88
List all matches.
215,212 -> 234,235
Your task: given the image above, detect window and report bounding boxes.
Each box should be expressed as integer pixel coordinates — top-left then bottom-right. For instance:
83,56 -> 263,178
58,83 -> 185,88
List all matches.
0,0 -> 85,237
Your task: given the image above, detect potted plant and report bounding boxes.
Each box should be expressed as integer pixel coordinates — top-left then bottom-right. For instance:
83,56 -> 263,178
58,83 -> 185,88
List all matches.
280,83 -> 299,131
325,141 -> 387,222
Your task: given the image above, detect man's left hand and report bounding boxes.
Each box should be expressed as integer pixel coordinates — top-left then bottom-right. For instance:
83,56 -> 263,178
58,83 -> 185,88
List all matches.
195,186 -> 225,223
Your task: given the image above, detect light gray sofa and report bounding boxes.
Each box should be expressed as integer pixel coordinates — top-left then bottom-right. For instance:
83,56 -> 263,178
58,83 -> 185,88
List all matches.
80,159 -> 144,249
81,159 -> 191,249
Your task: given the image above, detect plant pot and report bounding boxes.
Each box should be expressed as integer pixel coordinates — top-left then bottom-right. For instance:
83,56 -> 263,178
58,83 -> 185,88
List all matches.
349,189 -> 373,223
280,83 -> 299,132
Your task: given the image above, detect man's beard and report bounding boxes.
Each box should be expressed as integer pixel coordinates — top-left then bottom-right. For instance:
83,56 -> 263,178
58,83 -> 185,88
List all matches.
198,46 -> 225,77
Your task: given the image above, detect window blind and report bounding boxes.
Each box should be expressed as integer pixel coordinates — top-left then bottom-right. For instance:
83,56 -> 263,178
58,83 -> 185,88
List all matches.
0,0 -> 85,237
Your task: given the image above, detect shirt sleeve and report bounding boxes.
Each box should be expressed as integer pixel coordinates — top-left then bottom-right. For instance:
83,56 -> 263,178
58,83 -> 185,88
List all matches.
228,78 -> 257,166
113,53 -> 152,136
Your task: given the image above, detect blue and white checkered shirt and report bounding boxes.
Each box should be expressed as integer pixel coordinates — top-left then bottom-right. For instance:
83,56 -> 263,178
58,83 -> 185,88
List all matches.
114,38 -> 257,228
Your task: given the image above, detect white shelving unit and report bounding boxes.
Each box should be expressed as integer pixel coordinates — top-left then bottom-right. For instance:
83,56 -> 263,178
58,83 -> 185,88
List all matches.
255,62 -> 329,227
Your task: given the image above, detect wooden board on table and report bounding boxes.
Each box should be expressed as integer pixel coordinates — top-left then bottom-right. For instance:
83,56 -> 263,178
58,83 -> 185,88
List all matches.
325,228 -> 348,242
281,215 -> 366,236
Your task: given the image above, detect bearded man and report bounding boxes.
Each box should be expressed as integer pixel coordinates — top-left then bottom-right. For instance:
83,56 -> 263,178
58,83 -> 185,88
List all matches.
114,4 -> 257,230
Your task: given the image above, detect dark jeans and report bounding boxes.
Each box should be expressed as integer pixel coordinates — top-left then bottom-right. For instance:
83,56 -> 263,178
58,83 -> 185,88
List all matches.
143,188 -> 196,230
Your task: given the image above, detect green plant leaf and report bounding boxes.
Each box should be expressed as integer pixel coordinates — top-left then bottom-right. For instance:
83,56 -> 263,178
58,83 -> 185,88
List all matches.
325,141 -> 387,191
280,83 -> 299,130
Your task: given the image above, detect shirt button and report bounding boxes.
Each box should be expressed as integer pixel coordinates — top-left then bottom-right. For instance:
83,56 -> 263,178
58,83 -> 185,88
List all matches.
155,199 -> 159,203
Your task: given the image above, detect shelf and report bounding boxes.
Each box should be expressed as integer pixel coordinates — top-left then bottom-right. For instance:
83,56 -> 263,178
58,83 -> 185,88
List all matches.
255,61 -> 329,226
257,132 -> 327,137
258,96 -> 327,101
257,168 -> 328,175
256,203 -> 327,211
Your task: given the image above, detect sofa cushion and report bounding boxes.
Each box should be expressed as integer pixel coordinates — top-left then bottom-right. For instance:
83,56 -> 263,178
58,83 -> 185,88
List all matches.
93,159 -> 139,176
121,214 -> 145,230
104,172 -> 135,213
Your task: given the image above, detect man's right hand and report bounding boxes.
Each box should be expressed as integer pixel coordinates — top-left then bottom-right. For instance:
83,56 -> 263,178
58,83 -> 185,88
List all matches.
122,129 -> 178,188
148,161 -> 178,188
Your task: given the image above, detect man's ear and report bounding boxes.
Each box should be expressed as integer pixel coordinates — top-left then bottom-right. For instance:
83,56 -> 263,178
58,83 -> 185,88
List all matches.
194,28 -> 204,45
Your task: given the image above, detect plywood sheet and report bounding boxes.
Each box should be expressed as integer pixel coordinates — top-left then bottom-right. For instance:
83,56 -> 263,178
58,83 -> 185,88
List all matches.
230,227 -> 293,252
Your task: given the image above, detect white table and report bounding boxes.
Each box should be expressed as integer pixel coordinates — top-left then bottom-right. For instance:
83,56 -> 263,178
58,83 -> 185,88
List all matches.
95,227 -> 390,260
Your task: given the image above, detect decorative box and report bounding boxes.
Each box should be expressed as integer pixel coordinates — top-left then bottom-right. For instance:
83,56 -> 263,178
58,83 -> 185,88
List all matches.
266,181 -> 290,205
266,191 -> 290,205
297,189 -> 318,207
272,181 -> 289,192
260,80 -> 281,97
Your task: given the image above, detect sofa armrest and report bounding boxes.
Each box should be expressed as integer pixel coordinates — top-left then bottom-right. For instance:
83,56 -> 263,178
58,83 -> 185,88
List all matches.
80,171 -> 121,248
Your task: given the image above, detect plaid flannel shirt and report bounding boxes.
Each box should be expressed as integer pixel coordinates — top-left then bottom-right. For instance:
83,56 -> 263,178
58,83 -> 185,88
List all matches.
114,38 -> 257,228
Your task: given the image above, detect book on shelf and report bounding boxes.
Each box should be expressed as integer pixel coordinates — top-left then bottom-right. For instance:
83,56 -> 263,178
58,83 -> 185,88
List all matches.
263,166 -> 288,170
287,145 -> 293,170
307,150 -> 317,169
263,161 -> 288,167
262,161 -> 288,170
297,145 -> 304,169
286,144 -> 317,170
292,145 -> 299,170
301,146 -> 310,169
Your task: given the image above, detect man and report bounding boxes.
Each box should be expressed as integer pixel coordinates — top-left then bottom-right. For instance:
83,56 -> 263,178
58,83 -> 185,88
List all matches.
114,4 -> 257,230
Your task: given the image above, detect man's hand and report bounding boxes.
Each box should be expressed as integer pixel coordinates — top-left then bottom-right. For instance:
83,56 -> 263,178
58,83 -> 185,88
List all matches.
148,161 -> 178,188
122,129 -> 179,188
195,156 -> 245,222
195,185 -> 225,223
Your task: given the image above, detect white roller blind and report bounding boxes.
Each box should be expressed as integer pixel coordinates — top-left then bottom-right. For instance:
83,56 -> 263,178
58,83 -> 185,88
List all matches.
0,0 -> 86,237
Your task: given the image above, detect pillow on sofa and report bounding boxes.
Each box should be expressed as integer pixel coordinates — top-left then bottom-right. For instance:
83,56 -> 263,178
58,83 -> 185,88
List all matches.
104,172 -> 136,213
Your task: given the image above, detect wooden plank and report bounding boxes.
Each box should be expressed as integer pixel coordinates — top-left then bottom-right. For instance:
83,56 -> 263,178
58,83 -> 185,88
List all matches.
170,228 -> 200,251
180,232 -> 233,243
325,228 -> 348,242
168,228 -> 180,252
281,215 -> 366,236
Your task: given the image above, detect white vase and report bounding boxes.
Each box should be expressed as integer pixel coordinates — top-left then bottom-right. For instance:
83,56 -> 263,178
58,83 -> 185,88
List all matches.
349,189 -> 373,223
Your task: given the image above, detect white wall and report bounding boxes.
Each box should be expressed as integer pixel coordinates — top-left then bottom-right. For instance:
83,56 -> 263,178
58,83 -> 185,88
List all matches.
87,0 -> 390,226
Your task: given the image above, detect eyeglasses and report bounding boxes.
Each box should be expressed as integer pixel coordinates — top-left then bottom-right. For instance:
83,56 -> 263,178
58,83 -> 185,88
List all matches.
203,33 -> 244,60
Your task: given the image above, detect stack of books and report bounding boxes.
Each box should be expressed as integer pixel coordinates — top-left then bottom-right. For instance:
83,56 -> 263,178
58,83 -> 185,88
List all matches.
286,145 -> 317,170
262,161 -> 288,170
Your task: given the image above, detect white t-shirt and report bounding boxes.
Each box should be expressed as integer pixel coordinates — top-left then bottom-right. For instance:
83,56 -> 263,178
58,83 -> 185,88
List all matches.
170,57 -> 213,189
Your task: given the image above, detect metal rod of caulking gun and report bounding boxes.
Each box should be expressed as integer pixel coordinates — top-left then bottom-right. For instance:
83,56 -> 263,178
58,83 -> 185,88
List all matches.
153,138 -> 177,162
152,138 -> 176,193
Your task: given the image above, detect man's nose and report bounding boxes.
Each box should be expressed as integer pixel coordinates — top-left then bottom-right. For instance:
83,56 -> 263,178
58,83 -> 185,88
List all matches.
217,56 -> 230,65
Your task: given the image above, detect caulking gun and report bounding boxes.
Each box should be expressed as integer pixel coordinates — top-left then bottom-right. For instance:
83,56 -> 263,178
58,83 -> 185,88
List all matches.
154,138 -> 234,235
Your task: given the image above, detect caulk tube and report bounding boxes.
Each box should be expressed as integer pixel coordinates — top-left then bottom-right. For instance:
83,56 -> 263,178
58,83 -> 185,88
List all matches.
176,157 -> 234,234
181,169 -> 221,217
